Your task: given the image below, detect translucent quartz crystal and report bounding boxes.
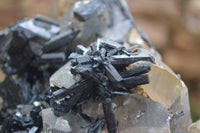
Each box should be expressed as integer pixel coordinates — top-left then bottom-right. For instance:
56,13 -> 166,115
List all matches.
104,94 -> 170,133
50,62 -> 81,88
42,108 -> 89,133
143,63 -> 187,108
188,120 -> 200,133
60,0 -> 109,47
127,61 -> 186,108
128,27 -> 148,48
42,94 -> 171,133
127,57 -> 192,132
47,0 -> 194,131
169,92 -> 192,132
49,52 -> 192,133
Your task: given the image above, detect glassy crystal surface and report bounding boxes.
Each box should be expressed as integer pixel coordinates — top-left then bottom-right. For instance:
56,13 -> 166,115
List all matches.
50,62 -> 81,88
188,120 -> 200,133
42,94 -> 171,133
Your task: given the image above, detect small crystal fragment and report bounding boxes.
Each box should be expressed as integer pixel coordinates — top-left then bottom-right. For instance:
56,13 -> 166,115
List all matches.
50,62 -> 81,89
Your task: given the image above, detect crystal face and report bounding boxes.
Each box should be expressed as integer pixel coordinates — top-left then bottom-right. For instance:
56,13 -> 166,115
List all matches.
0,0 -> 195,133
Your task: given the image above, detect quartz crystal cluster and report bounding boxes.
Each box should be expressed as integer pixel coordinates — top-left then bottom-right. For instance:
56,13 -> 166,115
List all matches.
0,0 -> 199,133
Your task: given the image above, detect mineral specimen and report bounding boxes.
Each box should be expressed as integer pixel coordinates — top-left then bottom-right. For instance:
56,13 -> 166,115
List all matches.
49,38 -> 153,133
0,0 -> 196,133
41,94 -> 171,133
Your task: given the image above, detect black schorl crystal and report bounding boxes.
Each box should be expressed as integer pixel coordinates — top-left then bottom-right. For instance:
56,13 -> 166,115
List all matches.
0,0 -> 155,132
0,105 -> 42,133
0,15 -> 80,133
0,15 -> 79,75
50,38 -> 154,133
